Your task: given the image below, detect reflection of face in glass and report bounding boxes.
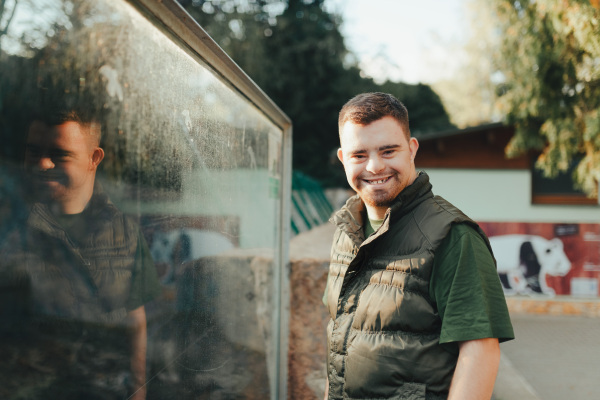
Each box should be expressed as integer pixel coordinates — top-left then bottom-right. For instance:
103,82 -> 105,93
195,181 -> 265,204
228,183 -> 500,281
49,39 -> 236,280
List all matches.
24,120 -> 104,212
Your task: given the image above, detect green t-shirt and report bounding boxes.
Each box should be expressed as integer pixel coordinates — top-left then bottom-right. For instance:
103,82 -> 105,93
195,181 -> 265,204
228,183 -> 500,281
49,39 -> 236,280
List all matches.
56,212 -> 161,312
364,218 -> 384,238
431,223 -> 514,349
323,223 -> 514,347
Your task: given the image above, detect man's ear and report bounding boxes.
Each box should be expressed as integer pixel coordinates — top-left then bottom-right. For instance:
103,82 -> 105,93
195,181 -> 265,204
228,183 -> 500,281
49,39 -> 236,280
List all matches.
337,148 -> 344,164
91,147 -> 105,169
409,137 -> 419,161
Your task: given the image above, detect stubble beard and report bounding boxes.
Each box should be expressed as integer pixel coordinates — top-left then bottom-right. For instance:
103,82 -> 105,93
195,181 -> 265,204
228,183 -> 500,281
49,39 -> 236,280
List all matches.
355,173 -> 403,210
25,170 -> 73,206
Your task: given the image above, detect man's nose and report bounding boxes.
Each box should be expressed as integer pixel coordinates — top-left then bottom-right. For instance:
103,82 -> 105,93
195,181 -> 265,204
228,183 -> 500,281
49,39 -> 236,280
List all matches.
366,156 -> 384,173
37,156 -> 55,171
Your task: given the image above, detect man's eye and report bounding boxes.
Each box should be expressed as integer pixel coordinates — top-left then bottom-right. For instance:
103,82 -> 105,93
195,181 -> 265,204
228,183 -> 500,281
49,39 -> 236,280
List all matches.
50,152 -> 69,160
26,147 -> 41,157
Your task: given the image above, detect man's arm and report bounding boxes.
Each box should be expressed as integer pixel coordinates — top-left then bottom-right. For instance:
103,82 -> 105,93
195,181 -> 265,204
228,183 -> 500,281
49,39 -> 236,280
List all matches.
127,305 -> 148,400
448,338 -> 500,400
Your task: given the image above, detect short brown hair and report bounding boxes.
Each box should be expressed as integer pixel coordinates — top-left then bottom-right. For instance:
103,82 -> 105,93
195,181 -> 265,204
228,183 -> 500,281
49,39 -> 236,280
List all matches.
338,92 -> 410,140
32,90 -> 102,147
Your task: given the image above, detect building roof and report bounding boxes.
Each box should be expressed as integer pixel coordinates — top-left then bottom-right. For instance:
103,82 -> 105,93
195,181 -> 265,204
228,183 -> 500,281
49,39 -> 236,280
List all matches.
416,122 -> 506,142
416,122 -> 531,169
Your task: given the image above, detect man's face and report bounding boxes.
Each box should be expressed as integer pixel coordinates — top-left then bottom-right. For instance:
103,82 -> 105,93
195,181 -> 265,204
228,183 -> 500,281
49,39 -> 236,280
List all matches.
337,116 -> 419,218
24,121 -> 101,205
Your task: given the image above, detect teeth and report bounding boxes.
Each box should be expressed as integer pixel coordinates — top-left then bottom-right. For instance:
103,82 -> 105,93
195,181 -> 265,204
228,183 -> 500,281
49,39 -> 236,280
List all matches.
369,178 -> 387,184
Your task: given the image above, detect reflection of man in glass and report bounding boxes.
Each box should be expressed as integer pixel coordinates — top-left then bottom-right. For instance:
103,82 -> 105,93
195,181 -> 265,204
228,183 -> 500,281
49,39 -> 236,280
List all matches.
9,106 -> 161,399
25,115 -> 105,215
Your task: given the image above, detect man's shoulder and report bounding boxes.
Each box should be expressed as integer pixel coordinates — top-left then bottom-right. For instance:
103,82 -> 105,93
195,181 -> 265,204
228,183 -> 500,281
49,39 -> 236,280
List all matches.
448,222 -> 481,236
89,190 -> 133,221
407,194 -> 479,235
442,223 -> 487,247
430,195 -> 472,219
89,188 -> 118,213
407,194 -> 470,225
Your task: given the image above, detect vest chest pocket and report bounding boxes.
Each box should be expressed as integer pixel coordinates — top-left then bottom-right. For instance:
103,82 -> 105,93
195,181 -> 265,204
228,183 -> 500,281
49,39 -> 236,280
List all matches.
344,342 -> 428,399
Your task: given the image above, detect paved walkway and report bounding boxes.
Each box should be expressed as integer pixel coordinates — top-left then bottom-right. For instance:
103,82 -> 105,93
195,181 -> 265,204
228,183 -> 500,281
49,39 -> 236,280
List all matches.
493,312 -> 600,400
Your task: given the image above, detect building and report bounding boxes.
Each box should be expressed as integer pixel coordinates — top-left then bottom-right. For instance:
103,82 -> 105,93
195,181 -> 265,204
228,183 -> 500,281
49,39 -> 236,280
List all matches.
417,123 -> 600,298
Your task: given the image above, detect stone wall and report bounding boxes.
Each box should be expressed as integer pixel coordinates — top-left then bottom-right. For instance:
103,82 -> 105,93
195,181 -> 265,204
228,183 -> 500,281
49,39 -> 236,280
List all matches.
288,223 -> 336,400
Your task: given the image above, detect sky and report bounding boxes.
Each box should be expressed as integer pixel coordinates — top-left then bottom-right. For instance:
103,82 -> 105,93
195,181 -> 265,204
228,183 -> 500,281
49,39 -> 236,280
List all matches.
324,0 -> 469,84
1,0 -> 469,85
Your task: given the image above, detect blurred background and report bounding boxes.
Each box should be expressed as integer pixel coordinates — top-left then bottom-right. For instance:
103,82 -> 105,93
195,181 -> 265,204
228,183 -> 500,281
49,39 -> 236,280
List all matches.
1,1 -> 599,399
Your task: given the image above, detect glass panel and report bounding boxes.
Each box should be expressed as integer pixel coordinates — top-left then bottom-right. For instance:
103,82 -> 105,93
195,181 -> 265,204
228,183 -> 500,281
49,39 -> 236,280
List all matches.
0,0 -> 285,399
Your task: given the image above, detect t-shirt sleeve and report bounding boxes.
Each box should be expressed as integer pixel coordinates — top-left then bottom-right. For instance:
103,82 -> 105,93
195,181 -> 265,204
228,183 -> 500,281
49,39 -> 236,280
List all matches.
430,223 -> 514,346
127,230 -> 162,311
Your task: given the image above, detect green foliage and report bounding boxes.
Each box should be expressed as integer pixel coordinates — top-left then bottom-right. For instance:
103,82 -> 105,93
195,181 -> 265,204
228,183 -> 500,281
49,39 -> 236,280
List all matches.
492,0 -> 600,196
181,0 -> 454,186
377,81 -> 454,136
0,1 -> 196,191
0,0 -> 455,189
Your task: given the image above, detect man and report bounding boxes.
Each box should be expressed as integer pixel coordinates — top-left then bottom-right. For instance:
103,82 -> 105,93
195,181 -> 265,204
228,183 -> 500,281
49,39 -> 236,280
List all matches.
1,106 -> 160,399
324,93 -> 514,400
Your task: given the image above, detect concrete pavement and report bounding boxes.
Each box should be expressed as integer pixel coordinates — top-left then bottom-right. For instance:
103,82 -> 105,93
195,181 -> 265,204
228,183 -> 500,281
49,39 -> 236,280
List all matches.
493,299 -> 600,400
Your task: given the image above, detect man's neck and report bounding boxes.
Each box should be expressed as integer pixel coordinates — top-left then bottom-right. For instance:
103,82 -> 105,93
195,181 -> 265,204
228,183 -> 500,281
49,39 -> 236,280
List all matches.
366,205 -> 388,221
53,189 -> 94,215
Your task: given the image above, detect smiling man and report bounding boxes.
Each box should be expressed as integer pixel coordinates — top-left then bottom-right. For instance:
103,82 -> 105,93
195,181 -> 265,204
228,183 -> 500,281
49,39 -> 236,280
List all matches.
324,93 -> 514,400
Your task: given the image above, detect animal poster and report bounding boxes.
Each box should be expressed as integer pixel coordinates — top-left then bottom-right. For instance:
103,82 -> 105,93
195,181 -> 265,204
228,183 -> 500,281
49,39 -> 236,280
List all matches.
141,215 -> 239,285
479,222 -> 600,298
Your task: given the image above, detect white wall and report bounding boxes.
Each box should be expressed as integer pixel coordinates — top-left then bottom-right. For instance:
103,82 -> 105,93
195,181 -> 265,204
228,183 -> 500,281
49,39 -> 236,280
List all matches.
424,169 -> 600,223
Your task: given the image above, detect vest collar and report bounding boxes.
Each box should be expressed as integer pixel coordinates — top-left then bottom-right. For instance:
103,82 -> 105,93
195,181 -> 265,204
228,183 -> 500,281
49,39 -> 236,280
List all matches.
330,193 -> 366,248
331,172 -> 434,246
27,183 -> 118,238
388,171 -> 434,221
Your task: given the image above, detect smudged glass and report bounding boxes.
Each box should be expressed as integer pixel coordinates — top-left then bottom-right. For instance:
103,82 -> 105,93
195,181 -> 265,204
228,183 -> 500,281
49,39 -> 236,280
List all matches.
0,0 -> 287,398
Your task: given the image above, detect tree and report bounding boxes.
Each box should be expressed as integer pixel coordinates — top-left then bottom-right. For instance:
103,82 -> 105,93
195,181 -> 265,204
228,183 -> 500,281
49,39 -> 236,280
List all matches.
1,1 -> 117,164
433,0 -> 501,128
1,0 -> 202,192
0,0 -> 18,54
377,81 -> 454,136
181,0 -> 454,186
490,0 -> 600,197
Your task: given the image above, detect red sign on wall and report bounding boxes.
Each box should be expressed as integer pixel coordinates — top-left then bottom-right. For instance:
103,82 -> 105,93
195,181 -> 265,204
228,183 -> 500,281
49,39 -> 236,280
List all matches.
479,222 -> 600,297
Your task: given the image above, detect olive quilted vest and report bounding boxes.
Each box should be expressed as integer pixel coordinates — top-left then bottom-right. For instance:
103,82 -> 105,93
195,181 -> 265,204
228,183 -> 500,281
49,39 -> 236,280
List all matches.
326,172 -> 492,400
22,191 -> 139,325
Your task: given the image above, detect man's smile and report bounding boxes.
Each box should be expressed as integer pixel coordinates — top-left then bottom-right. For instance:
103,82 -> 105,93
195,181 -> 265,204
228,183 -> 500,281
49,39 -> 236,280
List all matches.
363,176 -> 392,185
31,172 -> 64,183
